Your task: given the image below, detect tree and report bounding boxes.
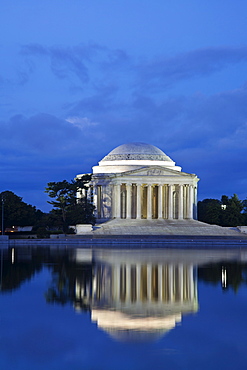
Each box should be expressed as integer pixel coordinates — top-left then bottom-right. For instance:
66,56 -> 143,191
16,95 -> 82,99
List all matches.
197,198 -> 222,225
220,194 -> 244,227
0,191 -> 43,230
45,180 -> 75,227
45,175 -> 95,232
198,194 -> 245,227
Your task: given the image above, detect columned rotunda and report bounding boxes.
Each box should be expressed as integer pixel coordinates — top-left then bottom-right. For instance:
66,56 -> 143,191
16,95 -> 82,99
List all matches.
77,143 -> 199,221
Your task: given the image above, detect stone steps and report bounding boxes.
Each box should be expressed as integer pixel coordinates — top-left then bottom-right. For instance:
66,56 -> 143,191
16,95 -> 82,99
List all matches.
92,219 -> 243,236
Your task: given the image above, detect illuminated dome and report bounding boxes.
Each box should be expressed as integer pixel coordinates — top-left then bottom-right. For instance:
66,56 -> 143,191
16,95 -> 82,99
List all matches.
101,142 -> 173,162
93,142 -> 182,174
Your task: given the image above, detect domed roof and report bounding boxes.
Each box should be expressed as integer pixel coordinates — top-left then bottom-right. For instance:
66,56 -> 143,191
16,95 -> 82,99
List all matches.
101,142 -> 173,162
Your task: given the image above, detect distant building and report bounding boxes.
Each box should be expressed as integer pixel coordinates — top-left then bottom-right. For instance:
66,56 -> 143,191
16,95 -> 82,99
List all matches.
5,226 -> 33,233
76,142 -> 199,222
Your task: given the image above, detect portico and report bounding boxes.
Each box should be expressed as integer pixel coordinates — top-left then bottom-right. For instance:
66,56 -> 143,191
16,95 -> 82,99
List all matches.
77,143 -> 199,221
111,182 -> 196,220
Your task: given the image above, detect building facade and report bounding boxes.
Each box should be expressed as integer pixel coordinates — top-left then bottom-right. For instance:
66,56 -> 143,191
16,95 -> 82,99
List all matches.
76,142 -> 199,221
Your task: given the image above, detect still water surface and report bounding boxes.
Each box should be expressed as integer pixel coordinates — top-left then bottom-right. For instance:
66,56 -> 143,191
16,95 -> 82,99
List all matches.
0,246 -> 247,370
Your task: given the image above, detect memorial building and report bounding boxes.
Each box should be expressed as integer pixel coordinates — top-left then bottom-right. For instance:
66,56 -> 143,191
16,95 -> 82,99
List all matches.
76,142 -> 199,222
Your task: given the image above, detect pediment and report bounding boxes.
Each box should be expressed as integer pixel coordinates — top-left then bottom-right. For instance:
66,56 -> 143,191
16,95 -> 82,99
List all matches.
114,166 -> 195,178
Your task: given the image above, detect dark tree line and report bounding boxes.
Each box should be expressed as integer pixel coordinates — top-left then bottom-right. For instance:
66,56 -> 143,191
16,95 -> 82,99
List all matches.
1,174 -> 95,235
198,194 -> 247,227
0,191 -> 43,231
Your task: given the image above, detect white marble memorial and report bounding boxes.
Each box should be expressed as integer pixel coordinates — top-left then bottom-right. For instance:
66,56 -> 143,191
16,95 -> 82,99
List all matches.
76,143 -> 199,222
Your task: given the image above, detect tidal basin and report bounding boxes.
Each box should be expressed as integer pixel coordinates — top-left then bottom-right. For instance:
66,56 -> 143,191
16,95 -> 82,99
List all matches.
1,245 -> 247,370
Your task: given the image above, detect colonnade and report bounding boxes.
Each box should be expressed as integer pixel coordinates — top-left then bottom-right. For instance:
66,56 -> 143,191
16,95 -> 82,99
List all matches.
95,183 -> 196,220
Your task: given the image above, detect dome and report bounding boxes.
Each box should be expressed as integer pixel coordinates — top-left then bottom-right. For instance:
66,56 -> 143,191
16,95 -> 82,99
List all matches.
101,142 -> 173,162
92,142 -> 182,174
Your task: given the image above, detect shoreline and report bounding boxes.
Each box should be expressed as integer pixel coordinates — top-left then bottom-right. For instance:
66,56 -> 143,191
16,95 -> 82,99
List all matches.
1,234 -> 247,249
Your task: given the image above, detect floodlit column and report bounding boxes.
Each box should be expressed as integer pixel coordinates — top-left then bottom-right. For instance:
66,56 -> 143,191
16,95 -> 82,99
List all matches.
194,186 -> 198,220
114,184 -> 121,218
96,185 -> 102,219
168,184 -> 174,220
93,186 -> 97,212
188,185 -> 194,219
126,184 -> 132,219
147,185 -> 152,219
185,185 -> 189,218
178,185 -> 184,220
163,185 -> 168,219
158,185 -> 163,219
101,185 -> 106,218
136,184 -> 142,219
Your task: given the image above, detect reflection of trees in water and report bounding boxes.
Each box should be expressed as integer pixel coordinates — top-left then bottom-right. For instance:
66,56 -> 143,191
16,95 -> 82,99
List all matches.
45,261 -> 92,311
1,247 -> 247,301
0,248 -> 43,292
0,247 -> 93,310
198,262 -> 247,292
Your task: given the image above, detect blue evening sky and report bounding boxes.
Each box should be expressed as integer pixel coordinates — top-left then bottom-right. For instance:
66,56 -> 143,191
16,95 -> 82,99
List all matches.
1,0 -> 247,211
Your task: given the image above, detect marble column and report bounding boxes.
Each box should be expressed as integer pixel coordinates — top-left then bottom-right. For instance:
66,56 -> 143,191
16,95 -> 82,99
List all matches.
188,185 -> 194,219
163,185 -> 168,219
185,185 -> 189,219
121,184 -> 126,219
194,186 -> 198,220
158,184 -> 163,219
147,185 -> 152,219
168,184 -> 174,220
126,183 -> 132,219
114,184 -> 121,218
136,184 -> 142,219
101,185 -> 106,218
178,185 -> 184,220
93,186 -> 97,214
97,185 -> 102,219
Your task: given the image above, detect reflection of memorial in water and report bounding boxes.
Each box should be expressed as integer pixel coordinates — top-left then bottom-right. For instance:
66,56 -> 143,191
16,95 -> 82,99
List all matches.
3,247 -> 246,342
74,250 -> 198,341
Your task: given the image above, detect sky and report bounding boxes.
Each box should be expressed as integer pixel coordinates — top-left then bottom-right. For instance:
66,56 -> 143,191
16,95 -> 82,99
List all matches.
1,0 -> 247,212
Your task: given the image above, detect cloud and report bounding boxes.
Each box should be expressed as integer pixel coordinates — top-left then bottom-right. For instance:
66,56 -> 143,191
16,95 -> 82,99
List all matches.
21,44 -> 90,84
20,43 -> 131,88
65,116 -> 98,130
2,43 -> 247,209
137,46 -> 247,91
0,114 -> 76,153
5,43 -> 247,101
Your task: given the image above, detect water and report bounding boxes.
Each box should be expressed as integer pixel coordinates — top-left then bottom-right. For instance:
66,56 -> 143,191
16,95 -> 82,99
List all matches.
1,246 -> 247,370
